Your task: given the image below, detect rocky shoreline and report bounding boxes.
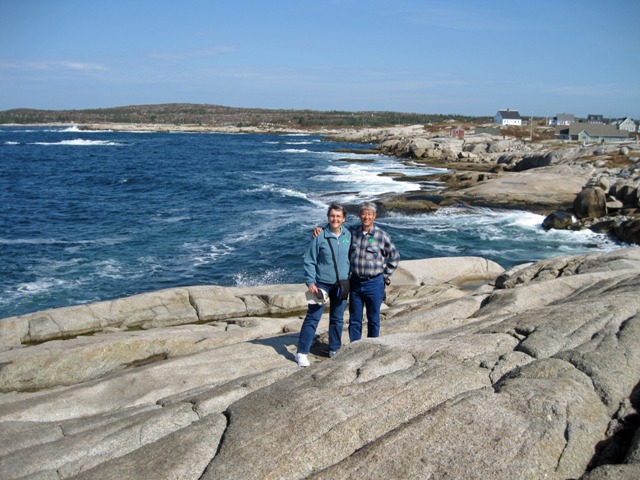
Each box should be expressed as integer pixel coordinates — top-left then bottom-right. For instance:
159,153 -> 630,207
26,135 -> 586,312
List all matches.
325,125 -> 640,245
2,122 -> 640,479
1,248 -> 640,479
76,121 -> 640,244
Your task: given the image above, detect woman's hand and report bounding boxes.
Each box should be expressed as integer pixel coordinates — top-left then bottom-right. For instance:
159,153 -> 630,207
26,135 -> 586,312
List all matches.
308,284 -> 318,295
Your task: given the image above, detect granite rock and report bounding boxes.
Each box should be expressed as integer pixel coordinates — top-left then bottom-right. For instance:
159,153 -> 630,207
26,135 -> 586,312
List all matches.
1,250 -> 639,479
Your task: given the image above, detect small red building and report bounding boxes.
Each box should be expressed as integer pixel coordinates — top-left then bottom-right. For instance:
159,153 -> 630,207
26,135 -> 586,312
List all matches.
450,128 -> 465,138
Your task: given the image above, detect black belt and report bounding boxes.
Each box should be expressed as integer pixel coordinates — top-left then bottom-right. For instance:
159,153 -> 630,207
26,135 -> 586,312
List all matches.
354,273 -> 382,281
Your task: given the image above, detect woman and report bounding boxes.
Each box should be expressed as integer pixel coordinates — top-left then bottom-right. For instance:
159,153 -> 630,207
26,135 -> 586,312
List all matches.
295,203 -> 351,367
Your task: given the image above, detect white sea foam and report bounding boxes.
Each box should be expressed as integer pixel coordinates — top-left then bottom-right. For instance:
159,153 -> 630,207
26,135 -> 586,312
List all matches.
180,242 -> 235,266
31,126 -> 113,133
31,138 -> 124,146
153,209 -> 192,223
387,208 -> 543,233
264,139 -> 318,145
138,257 -> 165,276
38,257 -> 84,271
94,259 -> 127,279
69,128 -> 115,133
249,184 -> 326,208
280,148 -> 311,153
320,151 -> 386,161
232,268 -> 288,287
316,162 -> 423,200
433,244 -> 463,253
155,216 -> 191,223
328,152 -> 449,178
226,232 -> 252,245
3,141 -> 19,145
384,207 -> 620,259
261,184 -> 309,200
15,278 -> 69,295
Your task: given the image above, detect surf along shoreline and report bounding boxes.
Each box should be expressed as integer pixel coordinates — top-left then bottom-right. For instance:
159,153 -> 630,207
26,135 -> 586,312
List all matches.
14,120 -> 640,243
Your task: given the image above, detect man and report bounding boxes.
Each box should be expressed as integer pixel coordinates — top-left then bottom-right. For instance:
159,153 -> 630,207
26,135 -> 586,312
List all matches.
348,202 -> 399,341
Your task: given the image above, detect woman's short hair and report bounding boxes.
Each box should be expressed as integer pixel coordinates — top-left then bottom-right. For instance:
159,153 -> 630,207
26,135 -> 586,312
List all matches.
327,202 -> 347,218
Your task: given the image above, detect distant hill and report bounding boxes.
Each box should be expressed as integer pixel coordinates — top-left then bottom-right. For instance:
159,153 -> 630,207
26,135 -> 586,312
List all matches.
0,103 -> 489,128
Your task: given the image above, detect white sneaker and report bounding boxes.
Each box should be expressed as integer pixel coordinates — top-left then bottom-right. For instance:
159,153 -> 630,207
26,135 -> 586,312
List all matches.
296,353 -> 310,367
329,350 -> 337,358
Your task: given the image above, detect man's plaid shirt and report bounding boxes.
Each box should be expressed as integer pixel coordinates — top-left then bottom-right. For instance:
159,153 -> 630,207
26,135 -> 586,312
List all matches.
349,224 -> 399,279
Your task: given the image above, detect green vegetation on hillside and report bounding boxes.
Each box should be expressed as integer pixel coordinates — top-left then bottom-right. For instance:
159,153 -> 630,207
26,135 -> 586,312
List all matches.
0,103 -> 490,128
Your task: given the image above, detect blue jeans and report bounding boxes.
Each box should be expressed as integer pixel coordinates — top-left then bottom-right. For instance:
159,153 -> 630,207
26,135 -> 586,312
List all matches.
297,282 -> 346,354
349,274 -> 384,341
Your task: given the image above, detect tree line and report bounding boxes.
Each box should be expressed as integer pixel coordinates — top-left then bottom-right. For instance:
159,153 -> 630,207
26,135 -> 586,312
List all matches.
0,103 -> 489,128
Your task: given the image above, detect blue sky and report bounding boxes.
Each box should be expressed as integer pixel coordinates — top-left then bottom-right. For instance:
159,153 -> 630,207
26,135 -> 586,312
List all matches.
1,0 -> 639,118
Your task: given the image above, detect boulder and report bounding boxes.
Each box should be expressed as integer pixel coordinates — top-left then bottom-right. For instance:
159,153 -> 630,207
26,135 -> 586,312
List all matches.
542,211 -> 575,230
391,256 -> 504,287
616,219 -> 640,244
496,152 -> 520,166
407,138 -> 434,158
487,140 -> 514,153
610,182 -> 640,205
463,142 -> 487,155
589,218 -> 624,234
606,198 -> 625,211
513,148 -> 581,172
574,187 -> 607,219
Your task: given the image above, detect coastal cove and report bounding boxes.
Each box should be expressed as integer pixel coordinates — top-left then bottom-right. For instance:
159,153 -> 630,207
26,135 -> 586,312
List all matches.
2,122 -> 640,479
0,125 -> 629,319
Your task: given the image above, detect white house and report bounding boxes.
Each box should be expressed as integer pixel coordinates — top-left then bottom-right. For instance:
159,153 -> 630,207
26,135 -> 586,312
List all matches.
612,117 -> 637,132
494,109 -> 523,126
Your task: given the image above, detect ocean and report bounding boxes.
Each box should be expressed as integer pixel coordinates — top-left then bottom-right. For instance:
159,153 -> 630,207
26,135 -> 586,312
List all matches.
0,126 -> 624,319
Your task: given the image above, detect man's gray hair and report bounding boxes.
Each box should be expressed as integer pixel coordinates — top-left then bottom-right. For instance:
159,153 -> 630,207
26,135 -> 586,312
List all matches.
359,201 -> 377,214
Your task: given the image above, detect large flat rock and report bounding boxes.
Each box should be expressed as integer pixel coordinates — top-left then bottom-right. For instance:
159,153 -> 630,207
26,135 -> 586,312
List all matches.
443,165 -> 594,210
1,250 -> 639,479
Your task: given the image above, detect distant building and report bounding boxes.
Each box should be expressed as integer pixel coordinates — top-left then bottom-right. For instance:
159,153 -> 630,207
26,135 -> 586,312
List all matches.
494,109 -> 523,126
450,128 -> 465,138
548,113 -> 575,126
611,117 -> 637,132
586,114 -> 605,124
556,123 -> 629,143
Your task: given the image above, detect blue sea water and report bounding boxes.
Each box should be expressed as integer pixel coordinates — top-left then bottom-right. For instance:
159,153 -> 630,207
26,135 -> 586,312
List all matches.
0,126 -> 624,319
